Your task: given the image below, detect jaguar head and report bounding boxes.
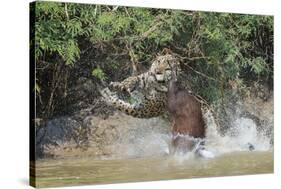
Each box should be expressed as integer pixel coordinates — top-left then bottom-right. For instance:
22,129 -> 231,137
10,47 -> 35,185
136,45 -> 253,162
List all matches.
150,55 -> 180,83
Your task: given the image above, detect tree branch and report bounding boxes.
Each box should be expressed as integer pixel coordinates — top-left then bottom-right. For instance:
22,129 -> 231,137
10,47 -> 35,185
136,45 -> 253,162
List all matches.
184,63 -> 218,82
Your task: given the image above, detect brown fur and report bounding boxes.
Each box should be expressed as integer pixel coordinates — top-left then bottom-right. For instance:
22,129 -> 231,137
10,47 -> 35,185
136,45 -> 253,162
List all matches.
167,80 -> 205,153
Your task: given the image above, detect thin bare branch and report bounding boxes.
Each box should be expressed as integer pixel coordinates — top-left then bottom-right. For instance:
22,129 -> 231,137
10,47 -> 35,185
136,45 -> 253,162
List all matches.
184,63 -> 218,82
64,3 -> 69,20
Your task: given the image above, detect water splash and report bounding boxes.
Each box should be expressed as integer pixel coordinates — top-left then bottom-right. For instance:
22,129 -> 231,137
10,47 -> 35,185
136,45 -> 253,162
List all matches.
108,98 -> 273,159
203,109 -> 272,156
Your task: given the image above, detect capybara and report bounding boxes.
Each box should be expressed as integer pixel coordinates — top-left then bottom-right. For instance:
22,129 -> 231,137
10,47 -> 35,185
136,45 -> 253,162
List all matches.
167,79 -> 205,154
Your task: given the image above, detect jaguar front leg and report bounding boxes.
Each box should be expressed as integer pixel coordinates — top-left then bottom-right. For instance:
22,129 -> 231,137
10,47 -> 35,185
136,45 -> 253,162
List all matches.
100,87 -> 164,118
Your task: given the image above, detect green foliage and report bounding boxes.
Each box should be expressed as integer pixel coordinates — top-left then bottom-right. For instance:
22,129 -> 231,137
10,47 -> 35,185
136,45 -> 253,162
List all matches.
34,1 -> 273,117
35,2 -> 84,65
183,13 -> 273,101
92,68 -> 107,80
249,57 -> 268,74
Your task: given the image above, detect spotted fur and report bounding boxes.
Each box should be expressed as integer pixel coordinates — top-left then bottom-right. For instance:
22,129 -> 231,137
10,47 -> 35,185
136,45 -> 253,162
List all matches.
100,55 -> 180,118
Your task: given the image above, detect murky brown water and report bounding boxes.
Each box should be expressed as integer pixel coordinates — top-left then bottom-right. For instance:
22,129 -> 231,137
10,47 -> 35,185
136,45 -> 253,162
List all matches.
34,151 -> 273,188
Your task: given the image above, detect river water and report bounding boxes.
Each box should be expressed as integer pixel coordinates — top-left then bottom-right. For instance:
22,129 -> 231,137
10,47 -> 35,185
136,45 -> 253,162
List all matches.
35,151 -> 273,188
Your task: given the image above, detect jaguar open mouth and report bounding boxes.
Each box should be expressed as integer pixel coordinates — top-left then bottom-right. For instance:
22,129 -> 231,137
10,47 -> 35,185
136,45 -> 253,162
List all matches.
158,80 -> 165,84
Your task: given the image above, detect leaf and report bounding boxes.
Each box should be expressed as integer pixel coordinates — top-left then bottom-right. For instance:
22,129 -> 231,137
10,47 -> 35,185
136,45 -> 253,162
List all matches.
35,82 -> 41,94
92,68 -> 107,80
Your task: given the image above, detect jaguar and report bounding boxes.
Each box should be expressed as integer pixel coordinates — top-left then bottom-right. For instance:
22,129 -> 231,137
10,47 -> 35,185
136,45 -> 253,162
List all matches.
100,54 -> 180,118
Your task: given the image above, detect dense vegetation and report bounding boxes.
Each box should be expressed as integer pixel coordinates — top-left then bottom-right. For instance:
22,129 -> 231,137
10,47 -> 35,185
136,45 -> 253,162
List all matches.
31,2 -> 273,119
